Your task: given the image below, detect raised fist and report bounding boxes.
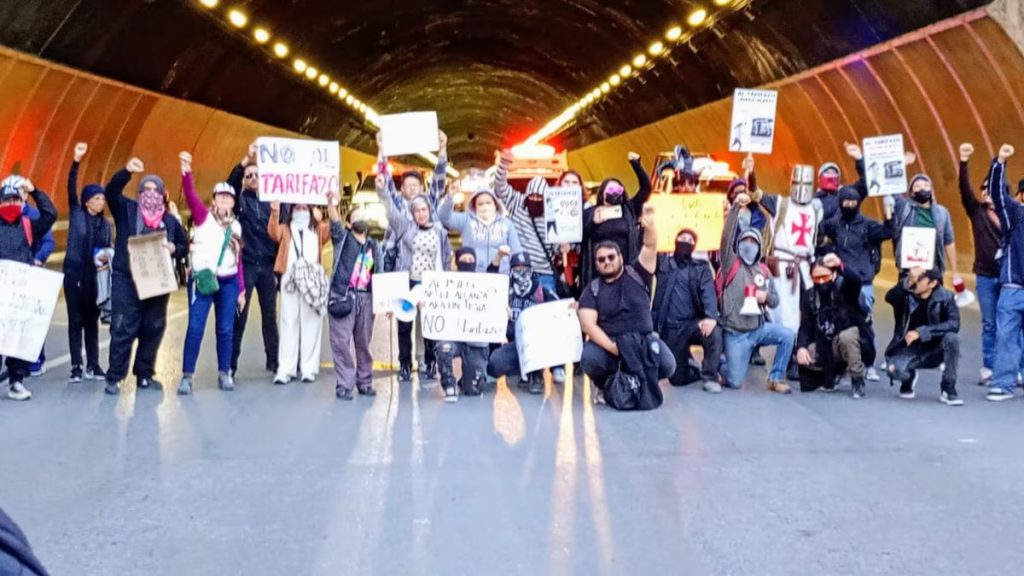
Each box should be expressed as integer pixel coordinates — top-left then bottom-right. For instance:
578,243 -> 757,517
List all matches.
500,148 -> 514,164
126,158 -> 144,174
438,130 -> 448,151
959,143 -> 974,162
627,151 -> 640,162
999,144 -> 1015,161
179,151 -> 193,173
844,142 -> 863,161
742,153 -> 755,174
497,245 -> 511,257
19,179 -> 35,194
243,141 -> 258,166
73,142 -> 88,162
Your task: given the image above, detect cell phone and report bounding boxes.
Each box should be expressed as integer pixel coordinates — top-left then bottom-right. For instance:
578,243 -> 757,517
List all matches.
602,206 -> 623,220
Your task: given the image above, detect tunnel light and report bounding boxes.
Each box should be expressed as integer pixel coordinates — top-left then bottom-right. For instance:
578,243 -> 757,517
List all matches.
687,9 -> 708,26
609,74 -> 621,86
633,54 -> 648,67
329,82 -> 339,94
293,59 -> 307,73
590,88 -> 601,98
512,144 -> 557,159
345,95 -> 355,105
273,42 -> 289,58
648,41 -> 665,55
228,9 -> 248,28
199,0 -> 218,8
666,26 -> 683,41
358,103 -> 367,113
318,74 -> 330,87
619,64 -> 633,77
714,0 -> 736,5
304,66 -> 318,80
253,27 -> 270,44
600,82 -> 611,93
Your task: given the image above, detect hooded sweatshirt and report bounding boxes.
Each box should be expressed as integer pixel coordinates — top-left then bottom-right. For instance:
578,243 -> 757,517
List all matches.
379,186 -> 451,279
719,228 -> 779,333
493,159 -> 555,275
817,186 -> 894,282
437,190 -> 522,273
987,157 -> 1024,287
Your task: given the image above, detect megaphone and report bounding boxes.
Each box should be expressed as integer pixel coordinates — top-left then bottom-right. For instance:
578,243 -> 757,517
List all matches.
953,277 -> 975,308
392,284 -> 425,323
740,285 -> 762,316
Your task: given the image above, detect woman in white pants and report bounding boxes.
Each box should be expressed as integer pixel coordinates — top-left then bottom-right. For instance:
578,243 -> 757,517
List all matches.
268,202 -> 329,384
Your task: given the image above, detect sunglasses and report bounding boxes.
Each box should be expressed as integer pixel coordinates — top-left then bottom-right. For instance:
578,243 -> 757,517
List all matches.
596,254 -> 618,264
604,185 -> 625,196
811,275 -> 832,285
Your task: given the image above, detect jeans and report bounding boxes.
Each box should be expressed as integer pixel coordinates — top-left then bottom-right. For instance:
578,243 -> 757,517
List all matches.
536,273 -> 556,295
65,270 -> 101,369
436,341 -> 488,390
107,271 -> 169,383
993,287 -> 1024,391
886,332 -> 960,391
976,275 -> 1000,372
487,342 -> 541,380
329,292 -> 375,393
182,275 -> 239,375
231,263 -> 279,373
580,339 -> 677,389
860,284 -> 875,320
723,323 -> 795,387
661,321 -> 723,386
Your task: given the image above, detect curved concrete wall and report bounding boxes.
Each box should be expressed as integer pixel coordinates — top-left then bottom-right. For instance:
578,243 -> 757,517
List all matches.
568,7 -> 1024,265
0,46 -> 376,233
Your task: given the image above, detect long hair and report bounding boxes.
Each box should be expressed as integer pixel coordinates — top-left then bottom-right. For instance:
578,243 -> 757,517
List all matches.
281,203 -> 317,231
595,178 -> 625,206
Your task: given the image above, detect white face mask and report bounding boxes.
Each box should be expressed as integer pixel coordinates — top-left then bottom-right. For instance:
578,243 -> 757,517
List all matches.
291,210 -> 310,229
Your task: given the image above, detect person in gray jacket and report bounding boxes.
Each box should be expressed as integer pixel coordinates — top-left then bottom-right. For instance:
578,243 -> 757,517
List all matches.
437,187 -> 522,273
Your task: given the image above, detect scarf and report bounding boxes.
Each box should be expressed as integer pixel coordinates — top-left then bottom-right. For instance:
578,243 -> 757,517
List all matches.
138,189 -> 166,229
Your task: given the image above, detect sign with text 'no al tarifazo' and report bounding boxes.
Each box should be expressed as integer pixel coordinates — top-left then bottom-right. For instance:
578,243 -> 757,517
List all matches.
257,137 -> 340,205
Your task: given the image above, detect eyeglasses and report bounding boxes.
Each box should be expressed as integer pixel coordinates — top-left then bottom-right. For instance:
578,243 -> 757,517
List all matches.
244,173 -> 259,179
596,254 -> 618,264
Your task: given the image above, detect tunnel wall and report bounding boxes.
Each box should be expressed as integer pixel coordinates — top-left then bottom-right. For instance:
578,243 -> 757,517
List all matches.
568,6 -> 1024,266
0,45 -> 376,244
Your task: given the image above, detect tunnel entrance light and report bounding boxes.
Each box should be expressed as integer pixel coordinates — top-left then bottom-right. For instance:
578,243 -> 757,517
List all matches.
253,27 -> 270,44
609,74 -> 621,86
619,64 -> 632,77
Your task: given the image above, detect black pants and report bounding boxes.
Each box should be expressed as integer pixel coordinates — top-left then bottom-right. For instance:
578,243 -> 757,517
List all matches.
397,280 -> 434,368
662,321 -> 724,386
231,263 -> 279,373
4,356 -> 29,384
64,270 -> 101,369
106,272 -> 169,383
886,332 -> 960,390
581,339 -> 676,389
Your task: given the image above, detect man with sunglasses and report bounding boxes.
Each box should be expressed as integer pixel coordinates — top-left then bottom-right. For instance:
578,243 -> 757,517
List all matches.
228,142 -> 281,377
883,266 -> 962,405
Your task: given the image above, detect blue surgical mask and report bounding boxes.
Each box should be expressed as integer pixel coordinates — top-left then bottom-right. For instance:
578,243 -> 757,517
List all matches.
738,242 -> 759,266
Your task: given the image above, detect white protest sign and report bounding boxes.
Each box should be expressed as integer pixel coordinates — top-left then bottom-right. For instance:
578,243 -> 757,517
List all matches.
0,261 -> 63,361
728,88 -> 779,154
899,227 -> 937,270
379,112 -> 440,157
515,300 -> 583,375
543,186 -> 583,244
419,271 -> 508,343
128,232 -> 178,300
372,271 -> 410,314
863,134 -> 907,196
257,137 -> 339,205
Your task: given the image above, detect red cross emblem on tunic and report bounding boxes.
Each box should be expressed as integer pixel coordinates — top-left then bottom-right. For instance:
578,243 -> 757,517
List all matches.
791,213 -> 813,247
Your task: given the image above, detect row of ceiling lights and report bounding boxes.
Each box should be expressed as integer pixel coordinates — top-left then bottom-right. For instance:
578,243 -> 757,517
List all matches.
523,0 -> 747,146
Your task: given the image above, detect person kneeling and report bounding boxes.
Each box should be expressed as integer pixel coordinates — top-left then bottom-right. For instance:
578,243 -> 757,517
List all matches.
795,254 -> 875,398
884,267 -> 962,405
436,248 -> 491,402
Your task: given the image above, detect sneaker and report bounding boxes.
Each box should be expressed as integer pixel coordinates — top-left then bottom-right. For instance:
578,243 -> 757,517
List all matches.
7,381 -> 31,401
979,367 -> 993,387
552,367 -> 566,385
357,385 -> 377,397
273,375 -> 289,385
69,365 -> 83,384
866,366 -> 881,382
986,387 -> 1015,402
444,387 -> 459,403
398,363 -> 412,383
851,377 -> 866,399
940,390 -> 964,406
85,366 -> 106,381
138,377 -> 163,391
177,376 -> 193,396
528,373 -> 544,395
336,388 -> 354,401
104,380 -> 120,395
702,380 -> 723,394
218,372 -> 235,391
899,373 -> 917,399
766,380 -> 792,394
462,380 -> 482,397
300,374 -> 316,384
29,365 -> 46,377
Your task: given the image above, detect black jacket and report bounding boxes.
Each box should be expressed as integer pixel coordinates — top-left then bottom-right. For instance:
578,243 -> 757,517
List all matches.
884,282 -> 960,357
581,158 -> 652,286
228,163 -> 280,267
817,213 -> 894,282
608,332 -> 664,411
63,161 -> 112,273
798,267 -> 876,379
652,255 -> 718,332
0,190 -> 57,265
959,159 -> 1002,278
105,169 -> 188,278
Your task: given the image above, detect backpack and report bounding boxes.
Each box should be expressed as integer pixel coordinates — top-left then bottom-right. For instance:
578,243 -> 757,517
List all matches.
588,263 -> 648,298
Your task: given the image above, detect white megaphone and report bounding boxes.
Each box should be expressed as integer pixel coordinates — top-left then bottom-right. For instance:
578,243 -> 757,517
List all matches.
392,284 -> 425,323
953,277 -> 975,308
739,285 -> 762,316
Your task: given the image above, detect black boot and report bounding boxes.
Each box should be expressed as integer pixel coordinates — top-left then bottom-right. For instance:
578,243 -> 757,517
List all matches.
398,362 -> 412,383
528,372 -> 544,395
851,377 -> 866,399
786,359 -> 800,382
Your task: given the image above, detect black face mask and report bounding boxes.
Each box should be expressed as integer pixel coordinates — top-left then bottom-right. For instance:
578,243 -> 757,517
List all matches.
604,193 -> 624,206
525,195 -> 544,219
350,220 -> 369,235
673,241 -> 694,263
840,205 -> 859,221
912,190 -> 933,204
457,261 -> 476,273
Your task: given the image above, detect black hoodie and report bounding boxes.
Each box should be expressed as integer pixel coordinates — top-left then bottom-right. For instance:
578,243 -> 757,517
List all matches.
817,186 -> 894,282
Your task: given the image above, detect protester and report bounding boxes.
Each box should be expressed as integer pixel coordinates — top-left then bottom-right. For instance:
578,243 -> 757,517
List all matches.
102,158 -> 187,395
580,152 -> 653,286
815,160 -> 844,221
377,174 -> 452,384
579,204 -> 676,407
64,143 -> 112,384
436,247 -> 493,401
493,153 -> 558,292
883,267 -> 962,405
651,228 -> 723,392
486,252 -> 560,394
796,255 -> 875,398
22,188 -> 56,378
228,142 -> 280,377
437,183 -> 522,273
553,168 -> 586,296
657,145 -> 699,194
0,506 -> 50,575
176,152 -> 245,395
890,173 -> 960,279
0,175 -> 57,401
268,200 -> 329,385
326,194 -> 378,401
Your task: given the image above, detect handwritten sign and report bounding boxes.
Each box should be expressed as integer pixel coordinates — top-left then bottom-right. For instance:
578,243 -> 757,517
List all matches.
728,88 -> 779,154
515,300 -> 583,375
544,186 -> 583,244
899,226 -> 937,270
128,232 -> 178,300
378,112 -> 440,157
419,271 -> 508,343
257,136 -> 340,205
864,134 -> 907,197
648,193 -> 726,252
0,261 -> 63,361
372,271 -> 410,314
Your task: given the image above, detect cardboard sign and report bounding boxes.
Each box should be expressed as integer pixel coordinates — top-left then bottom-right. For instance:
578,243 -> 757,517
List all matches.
543,186 -> 583,244
257,137 -> 340,205
372,271 -> 410,314
0,261 -> 63,361
864,134 -> 907,197
728,88 -> 779,154
128,232 -> 179,300
648,193 -> 727,252
419,271 -> 508,343
378,112 -> 440,157
515,300 -> 583,375
899,226 -> 937,270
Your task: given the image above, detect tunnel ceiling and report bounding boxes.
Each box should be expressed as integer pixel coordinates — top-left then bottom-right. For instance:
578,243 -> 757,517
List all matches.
1,0 -> 992,167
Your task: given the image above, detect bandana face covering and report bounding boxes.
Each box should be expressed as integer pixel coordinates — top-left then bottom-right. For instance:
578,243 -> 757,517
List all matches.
511,267 -> 532,297
0,204 -> 21,224
139,189 -> 166,229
